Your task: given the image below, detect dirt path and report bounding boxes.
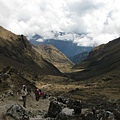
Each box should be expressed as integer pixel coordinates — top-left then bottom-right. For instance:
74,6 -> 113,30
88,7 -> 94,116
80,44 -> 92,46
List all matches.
0,92 -> 50,120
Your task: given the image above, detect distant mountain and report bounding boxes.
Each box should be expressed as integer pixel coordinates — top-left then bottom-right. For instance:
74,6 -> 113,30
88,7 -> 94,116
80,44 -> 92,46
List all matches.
69,52 -> 89,64
0,26 -> 61,78
29,33 -> 93,57
34,44 -> 74,72
72,37 -> 120,80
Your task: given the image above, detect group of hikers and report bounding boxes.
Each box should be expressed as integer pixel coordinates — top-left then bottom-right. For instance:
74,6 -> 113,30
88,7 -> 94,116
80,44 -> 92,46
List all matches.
20,84 -> 47,108
35,88 -> 47,101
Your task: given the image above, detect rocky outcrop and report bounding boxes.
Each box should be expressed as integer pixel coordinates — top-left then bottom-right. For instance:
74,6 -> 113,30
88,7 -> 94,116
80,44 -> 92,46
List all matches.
82,109 -> 115,120
47,100 -> 66,118
46,96 -> 120,120
47,96 -> 82,119
4,104 -> 29,120
3,97 -> 120,120
57,96 -> 82,114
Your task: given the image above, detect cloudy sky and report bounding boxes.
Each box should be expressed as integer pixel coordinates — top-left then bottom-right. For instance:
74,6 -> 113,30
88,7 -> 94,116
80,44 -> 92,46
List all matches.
0,0 -> 120,46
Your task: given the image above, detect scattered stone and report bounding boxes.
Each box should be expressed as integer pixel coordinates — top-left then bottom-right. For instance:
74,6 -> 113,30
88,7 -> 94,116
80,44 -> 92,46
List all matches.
96,110 -> 114,120
83,111 -> 95,120
4,104 -> 29,120
102,76 -> 112,81
57,96 -> 69,104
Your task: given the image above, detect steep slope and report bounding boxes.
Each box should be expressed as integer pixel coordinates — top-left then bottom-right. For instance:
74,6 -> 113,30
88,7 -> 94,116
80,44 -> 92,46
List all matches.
69,52 -> 89,64
33,44 -> 74,72
0,26 -> 61,78
72,37 -> 120,80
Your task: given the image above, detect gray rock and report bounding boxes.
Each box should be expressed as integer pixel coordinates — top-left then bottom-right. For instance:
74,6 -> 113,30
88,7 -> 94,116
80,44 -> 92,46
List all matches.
83,111 -> 95,120
113,110 -> 120,120
4,104 -> 29,120
67,99 -> 82,115
56,108 -> 74,120
47,101 -> 66,118
96,110 -> 114,120
61,108 -> 74,116
57,96 -> 69,104
57,96 -> 82,115
56,112 -> 68,120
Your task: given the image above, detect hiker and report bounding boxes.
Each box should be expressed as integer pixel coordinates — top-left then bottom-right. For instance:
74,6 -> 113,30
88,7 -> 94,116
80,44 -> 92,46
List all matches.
35,88 -> 47,101
39,90 -> 43,97
21,85 -> 28,107
42,92 -> 47,99
38,89 -> 47,99
35,88 -> 41,101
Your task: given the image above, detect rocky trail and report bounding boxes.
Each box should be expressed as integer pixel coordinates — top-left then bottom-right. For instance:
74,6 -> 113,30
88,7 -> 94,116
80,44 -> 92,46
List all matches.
0,67 -> 120,120
0,91 -> 50,120
0,91 -> 120,120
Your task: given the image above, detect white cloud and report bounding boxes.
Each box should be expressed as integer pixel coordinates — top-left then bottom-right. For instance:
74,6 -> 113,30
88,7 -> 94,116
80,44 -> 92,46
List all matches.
0,0 -> 120,46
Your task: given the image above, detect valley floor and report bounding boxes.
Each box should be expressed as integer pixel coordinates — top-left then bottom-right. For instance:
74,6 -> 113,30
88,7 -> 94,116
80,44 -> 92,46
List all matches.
0,68 -> 120,119
36,74 -> 120,107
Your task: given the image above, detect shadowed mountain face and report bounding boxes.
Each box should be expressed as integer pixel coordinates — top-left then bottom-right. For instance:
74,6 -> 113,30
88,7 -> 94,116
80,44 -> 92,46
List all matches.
34,44 -> 74,72
69,52 -> 89,64
72,37 -> 120,80
0,26 -> 61,77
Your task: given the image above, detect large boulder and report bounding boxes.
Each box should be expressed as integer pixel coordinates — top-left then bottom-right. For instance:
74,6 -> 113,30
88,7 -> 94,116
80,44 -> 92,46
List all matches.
57,96 -> 82,115
4,104 -> 29,120
67,99 -> 82,115
56,108 -> 74,120
56,112 -> 68,120
47,100 -> 66,118
62,108 -> 74,116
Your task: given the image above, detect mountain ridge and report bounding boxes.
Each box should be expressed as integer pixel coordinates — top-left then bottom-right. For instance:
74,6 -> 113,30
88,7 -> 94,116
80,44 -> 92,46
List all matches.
69,51 -> 89,64
71,37 -> 120,80
0,26 -> 18,41
29,34 -> 93,57
34,44 -> 74,72
0,26 -> 61,77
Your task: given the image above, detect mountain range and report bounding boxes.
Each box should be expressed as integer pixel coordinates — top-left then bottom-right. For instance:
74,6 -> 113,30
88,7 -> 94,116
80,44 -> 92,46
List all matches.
0,26 -> 120,118
29,33 -> 93,57
1,26 -> 120,80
